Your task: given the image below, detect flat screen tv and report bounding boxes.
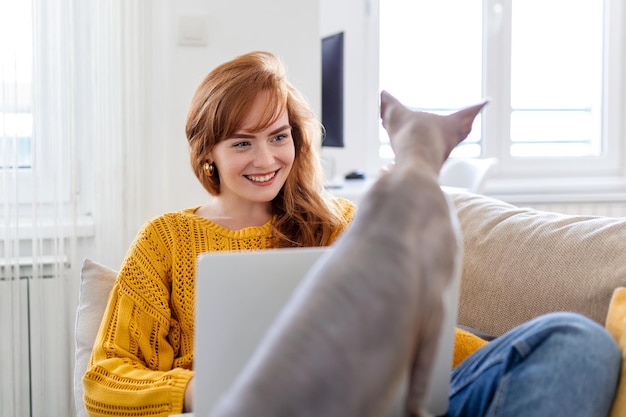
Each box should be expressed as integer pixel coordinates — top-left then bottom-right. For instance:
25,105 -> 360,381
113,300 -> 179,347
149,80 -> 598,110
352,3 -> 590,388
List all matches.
321,32 -> 344,148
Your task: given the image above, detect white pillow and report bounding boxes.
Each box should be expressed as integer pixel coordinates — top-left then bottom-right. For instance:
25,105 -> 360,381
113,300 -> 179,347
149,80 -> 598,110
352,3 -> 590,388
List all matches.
73,258 -> 117,417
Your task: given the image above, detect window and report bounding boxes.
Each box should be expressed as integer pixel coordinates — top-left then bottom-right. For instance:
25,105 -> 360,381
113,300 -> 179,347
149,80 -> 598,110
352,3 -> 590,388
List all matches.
379,0 -> 624,183
0,1 -> 33,170
1,0 -> 77,209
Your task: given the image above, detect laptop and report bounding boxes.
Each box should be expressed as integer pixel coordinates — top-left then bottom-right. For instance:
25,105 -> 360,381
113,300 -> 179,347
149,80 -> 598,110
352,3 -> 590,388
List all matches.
193,246 -> 461,416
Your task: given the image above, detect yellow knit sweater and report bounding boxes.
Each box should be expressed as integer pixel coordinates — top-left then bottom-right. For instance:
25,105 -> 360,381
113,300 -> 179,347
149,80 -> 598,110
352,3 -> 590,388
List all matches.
83,198 -> 486,416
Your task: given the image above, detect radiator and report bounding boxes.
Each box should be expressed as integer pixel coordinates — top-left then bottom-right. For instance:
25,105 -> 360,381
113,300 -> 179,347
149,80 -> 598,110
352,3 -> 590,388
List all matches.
1,257 -> 73,417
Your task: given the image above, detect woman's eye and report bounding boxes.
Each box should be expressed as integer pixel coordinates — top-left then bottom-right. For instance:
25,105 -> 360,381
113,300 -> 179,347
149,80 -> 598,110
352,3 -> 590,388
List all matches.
232,141 -> 250,148
273,133 -> 289,142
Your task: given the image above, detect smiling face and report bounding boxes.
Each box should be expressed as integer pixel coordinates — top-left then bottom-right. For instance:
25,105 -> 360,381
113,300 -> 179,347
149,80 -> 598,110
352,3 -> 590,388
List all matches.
208,91 -> 296,208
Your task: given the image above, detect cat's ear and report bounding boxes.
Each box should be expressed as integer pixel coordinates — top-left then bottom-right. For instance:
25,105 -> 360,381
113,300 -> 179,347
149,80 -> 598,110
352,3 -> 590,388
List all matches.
449,99 -> 489,139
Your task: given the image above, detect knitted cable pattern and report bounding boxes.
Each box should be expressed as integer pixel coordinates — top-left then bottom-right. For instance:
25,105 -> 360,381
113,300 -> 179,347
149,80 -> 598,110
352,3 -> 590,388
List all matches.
83,198 -> 355,417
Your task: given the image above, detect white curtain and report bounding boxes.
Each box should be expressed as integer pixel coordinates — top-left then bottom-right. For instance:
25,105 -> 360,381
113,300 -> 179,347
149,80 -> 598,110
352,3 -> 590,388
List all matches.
0,1 -> 152,416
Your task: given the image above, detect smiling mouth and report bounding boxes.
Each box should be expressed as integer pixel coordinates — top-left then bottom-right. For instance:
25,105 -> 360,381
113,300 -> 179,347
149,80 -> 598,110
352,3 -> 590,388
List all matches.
245,171 -> 277,183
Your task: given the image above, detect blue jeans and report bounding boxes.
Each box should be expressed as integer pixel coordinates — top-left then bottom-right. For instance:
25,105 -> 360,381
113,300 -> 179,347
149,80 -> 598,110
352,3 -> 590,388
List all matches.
444,312 -> 621,417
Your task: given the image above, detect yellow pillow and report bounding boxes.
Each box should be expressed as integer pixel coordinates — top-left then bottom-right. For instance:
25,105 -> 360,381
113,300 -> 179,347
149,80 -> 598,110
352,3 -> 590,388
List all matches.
452,327 -> 489,368
606,287 -> 626,417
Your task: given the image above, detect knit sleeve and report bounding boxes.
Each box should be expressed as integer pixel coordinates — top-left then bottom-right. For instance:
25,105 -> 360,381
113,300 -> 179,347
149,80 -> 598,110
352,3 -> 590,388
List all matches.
83,218 -> 194,417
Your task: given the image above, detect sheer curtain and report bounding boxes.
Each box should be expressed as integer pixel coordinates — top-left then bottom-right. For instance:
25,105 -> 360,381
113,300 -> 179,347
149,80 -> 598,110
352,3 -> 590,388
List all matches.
1,1 -> 152,415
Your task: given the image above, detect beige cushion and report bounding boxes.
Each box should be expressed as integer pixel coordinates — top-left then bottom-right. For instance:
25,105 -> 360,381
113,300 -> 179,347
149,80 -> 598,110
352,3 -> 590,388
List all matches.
451,191 -> 626,336
73,258 -> 117,417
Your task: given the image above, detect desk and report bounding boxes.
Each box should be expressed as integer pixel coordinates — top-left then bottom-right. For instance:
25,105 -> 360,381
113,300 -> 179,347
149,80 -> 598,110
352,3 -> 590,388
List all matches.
325,178 -> 376,205
326,178 -> 467,205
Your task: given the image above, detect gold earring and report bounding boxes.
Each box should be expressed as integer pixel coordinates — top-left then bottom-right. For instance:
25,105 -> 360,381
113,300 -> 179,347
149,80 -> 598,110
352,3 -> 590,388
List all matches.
203,162 -> 214,176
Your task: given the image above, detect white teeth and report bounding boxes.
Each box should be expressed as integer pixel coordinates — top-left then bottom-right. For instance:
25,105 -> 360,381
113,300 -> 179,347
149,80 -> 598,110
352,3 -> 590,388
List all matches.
246,172 -> 276,182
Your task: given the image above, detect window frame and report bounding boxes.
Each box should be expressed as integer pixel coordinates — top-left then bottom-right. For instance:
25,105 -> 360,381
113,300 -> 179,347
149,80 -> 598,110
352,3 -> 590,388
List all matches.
374,0 -> 626,195
483,0 -> 624,179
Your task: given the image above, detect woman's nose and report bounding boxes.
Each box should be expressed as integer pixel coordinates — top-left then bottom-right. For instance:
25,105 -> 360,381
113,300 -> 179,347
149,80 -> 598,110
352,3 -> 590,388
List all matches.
253,144 -> 274,167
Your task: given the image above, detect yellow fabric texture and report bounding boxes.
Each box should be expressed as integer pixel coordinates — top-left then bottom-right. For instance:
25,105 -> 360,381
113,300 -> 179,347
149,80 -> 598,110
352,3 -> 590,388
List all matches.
83,198 -> 355,417
453,327 -> 489,368
605,287 -> 626,417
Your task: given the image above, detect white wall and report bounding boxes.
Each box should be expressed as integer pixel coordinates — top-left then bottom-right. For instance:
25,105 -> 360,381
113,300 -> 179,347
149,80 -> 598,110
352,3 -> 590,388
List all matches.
319,0 -> 380,182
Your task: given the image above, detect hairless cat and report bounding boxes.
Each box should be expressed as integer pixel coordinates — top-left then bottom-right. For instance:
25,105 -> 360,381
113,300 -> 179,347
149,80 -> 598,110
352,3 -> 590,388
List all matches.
209,91 -> 488,417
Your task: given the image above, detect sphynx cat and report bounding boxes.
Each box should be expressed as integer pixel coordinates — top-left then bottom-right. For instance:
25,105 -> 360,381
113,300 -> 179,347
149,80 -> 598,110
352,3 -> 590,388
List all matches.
208,91 -> 488,417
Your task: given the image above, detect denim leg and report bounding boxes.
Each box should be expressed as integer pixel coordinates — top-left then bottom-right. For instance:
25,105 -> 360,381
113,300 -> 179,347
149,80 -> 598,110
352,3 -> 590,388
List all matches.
444,312 -> 620,417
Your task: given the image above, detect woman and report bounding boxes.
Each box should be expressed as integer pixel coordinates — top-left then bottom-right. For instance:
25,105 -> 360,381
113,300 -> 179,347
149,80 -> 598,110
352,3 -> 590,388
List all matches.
82,51 -> 356,416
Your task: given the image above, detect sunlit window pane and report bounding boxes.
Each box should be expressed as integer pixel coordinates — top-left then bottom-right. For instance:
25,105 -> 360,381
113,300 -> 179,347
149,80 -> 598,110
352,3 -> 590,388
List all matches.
379,0 -> 483,158
0,113 -> 33,168
511,110 -> 597,157
510,0 -> 603,157
0,0 -> 33,169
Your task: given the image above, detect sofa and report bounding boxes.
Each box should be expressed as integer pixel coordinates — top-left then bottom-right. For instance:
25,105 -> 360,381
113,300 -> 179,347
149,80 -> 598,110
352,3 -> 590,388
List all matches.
74,190 -> 626,416
449,189 -> 626,416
